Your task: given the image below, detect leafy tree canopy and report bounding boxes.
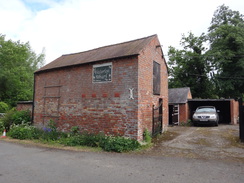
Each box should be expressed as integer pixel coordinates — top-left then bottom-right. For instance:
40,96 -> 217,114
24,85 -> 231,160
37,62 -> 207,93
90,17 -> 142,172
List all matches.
0,34 -> 45,106
207,5 -> 244,98
168,4 -> 244,99
208,4 -> 243,33
168,32 -> 214,98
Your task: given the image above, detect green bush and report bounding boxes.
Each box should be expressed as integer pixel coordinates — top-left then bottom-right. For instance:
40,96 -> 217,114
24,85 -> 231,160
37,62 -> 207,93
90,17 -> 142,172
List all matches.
12,110 -> 31,125
8,124 -> 66,141
143,129 -> 152,143
46,119 -> 57,131
0,120 -> 4,133
40,129 -> 64,141
1,109 -> 31,131
0,102 -> 9,113
60,132 -> 105,147
8,124 -> 39,140
39,120 -> 67,141
29,128 -> 44,139
59,135 -> 84,146
71,126 -> 80,135
1,108 -> 16,131
60,133 -> 140,152
100,136 -> 141,153
6,121 -> 141,152
81,132 -> 104,147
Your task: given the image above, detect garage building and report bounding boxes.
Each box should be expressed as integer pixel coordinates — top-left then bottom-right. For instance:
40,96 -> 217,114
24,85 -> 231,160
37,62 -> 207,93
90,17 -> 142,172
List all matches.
188,99 -> 239,124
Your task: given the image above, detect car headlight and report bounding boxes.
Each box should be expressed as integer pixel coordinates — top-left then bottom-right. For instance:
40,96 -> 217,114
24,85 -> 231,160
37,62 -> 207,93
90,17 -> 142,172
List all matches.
210,114 -> 216,119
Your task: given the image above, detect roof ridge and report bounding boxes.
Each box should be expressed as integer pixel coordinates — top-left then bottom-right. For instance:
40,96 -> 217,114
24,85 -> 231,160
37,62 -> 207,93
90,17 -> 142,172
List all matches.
62,34 -> 157,57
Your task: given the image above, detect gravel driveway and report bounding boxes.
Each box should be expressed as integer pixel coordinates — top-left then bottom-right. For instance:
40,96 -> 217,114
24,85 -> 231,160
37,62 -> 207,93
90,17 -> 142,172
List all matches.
138,125 -> 244,162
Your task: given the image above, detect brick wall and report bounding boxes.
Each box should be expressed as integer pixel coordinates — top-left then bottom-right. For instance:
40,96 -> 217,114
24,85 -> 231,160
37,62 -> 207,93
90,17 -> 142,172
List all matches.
179,91 -> 192,124
137,36 -> 168,140
179,104 -> 186,123
34,57 -> 140,139
34,36 -> 169,141
230,100 -> 239,124
16,101 -> 33,112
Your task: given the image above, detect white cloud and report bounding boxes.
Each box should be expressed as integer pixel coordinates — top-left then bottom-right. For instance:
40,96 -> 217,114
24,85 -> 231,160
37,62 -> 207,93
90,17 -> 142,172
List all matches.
0,0 -> 32,38
0,0 -> 243,64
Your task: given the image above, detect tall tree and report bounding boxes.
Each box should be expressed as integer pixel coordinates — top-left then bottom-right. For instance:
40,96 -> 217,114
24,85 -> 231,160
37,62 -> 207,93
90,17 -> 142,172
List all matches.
0,34 -> 45,106
207,4 -> 244,98
168,32 -> 214,98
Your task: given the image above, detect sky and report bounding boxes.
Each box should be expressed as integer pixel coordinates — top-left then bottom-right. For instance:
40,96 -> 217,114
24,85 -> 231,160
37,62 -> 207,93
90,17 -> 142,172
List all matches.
0,0 -> 243,65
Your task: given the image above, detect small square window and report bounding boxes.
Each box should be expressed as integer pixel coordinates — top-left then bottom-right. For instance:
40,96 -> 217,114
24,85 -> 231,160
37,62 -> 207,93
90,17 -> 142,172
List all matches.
93,63 -> 112,83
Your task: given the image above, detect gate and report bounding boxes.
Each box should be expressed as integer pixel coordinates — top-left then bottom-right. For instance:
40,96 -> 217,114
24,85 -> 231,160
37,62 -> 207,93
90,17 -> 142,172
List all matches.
239,98 -> 244,142
152,99 -> 163,136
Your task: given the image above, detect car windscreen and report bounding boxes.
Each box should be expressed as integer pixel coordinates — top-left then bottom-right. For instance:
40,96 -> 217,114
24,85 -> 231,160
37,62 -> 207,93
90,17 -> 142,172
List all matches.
196,108 -> 215,113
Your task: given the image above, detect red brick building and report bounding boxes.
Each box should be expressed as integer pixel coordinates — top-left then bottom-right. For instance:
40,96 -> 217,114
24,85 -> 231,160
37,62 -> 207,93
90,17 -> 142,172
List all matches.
33,35 -> 168,141
169,87 -> 239,125
169,87 -> 192,125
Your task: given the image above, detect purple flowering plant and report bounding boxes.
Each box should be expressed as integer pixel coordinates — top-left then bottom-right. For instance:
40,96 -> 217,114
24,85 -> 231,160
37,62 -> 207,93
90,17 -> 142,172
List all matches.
43,127 -> 52,133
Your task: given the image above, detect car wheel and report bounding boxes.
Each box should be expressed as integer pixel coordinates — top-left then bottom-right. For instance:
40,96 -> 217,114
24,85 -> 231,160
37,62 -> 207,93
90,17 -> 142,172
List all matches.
215,122 -> 218,126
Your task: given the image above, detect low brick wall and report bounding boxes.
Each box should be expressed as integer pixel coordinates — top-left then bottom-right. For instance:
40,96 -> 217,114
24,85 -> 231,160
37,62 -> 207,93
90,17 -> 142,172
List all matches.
16,101 -> 33,112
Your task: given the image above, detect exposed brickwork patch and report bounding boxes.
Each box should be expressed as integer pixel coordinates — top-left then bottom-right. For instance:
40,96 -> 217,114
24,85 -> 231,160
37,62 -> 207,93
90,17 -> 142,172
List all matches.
92,93 -> 96,98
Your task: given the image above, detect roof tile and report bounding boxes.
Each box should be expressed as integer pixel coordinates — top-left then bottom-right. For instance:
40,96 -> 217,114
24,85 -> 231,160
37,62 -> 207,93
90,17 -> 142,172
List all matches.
36,35 -> 157,73
169,87 -> 191,104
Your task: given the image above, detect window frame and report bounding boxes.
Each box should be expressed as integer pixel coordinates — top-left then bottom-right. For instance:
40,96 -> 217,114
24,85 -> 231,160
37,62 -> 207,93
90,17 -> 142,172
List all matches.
92,62 -> 112,83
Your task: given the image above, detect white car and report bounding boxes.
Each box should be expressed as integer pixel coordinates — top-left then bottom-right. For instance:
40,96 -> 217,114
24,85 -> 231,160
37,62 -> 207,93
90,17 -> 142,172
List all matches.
193,106 -> 219,126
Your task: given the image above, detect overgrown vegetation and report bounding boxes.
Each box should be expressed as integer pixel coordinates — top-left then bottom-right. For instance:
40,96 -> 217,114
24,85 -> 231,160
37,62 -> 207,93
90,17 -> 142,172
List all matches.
143,129 -> 152,143
1,111 -> 141,152
7,123 -> 140,152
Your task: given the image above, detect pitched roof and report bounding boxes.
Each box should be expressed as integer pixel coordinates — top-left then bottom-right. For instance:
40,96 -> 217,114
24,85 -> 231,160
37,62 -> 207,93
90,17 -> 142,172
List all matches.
36,35 -> 157,73
168,87 -> 191,104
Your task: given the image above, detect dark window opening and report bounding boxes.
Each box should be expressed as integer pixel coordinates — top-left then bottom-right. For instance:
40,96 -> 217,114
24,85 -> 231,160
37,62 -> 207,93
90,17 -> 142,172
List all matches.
153,61 -> 161,95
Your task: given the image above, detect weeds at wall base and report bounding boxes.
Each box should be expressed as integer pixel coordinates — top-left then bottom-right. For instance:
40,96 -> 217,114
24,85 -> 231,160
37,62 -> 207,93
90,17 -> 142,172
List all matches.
6,123 -> 141,153
1,111 -> 142,153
